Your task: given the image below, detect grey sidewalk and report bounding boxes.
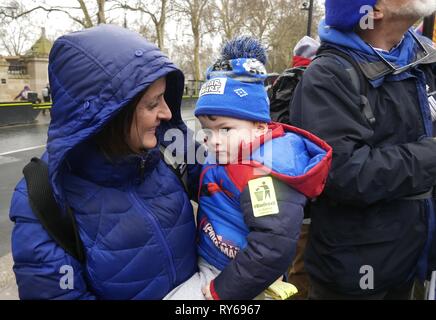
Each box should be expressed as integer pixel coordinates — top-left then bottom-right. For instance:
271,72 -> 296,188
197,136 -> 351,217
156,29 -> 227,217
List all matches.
0,253 -> 18,300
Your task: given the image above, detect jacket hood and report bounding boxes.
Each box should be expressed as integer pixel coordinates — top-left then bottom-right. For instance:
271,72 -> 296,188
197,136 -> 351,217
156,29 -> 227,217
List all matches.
318,19 -> 436,84
249,123 -> 332,198
292,36 -> 319,67
318,19 -> 418,66
222,123 -> 332,199
47,24 -> 185,206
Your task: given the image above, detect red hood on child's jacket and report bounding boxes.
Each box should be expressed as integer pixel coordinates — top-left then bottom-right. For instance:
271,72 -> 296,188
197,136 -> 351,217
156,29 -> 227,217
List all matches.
226,122 -> 332,199
292,55 -> 313,68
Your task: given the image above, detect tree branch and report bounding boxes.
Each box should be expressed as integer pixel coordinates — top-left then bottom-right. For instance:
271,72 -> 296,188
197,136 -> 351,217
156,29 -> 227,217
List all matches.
77,0 -> 93,27
0,5 -> 89,28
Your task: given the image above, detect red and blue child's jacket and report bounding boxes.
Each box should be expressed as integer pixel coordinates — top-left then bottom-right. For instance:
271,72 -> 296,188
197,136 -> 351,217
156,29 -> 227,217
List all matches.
197,122 -> 332,300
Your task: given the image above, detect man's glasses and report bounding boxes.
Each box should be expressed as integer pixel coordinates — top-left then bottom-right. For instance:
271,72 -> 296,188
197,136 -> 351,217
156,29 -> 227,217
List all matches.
368,30 -> 431,76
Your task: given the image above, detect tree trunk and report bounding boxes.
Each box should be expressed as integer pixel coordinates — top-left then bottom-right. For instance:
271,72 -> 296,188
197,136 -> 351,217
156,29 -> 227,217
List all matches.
157,23 -> 165,50
155,0 -> 167,50
193,26 -> 201,81
222,0 -> 232,40
77,0 -> 93,27
97,0 -> 106,24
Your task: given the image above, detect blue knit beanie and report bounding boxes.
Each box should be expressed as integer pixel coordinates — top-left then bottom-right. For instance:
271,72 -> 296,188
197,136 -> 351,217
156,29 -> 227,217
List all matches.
195,36 -> 271,123
325,0 -> 377,31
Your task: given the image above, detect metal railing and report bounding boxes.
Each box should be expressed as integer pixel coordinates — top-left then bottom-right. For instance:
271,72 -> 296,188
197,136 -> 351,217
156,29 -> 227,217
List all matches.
184,80 -> 205,97
0,101 -> 51,109
0,80 -> 204,109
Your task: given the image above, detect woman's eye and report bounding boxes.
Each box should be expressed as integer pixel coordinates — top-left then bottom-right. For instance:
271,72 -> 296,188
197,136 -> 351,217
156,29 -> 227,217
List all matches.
147,103 -> 158,110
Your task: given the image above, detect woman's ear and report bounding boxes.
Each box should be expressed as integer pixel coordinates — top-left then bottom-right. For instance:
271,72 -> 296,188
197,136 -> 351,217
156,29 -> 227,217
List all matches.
254,122 -> 268,137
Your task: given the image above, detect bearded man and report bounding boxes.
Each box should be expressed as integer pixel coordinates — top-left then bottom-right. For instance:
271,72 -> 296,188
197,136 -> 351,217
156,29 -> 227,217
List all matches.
290,0 -> 436,299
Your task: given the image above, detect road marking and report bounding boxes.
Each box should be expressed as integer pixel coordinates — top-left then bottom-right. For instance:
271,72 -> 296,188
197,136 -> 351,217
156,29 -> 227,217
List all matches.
0,145 -> 46,156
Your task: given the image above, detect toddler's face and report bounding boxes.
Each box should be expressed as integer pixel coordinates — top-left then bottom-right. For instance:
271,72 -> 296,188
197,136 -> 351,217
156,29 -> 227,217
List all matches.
198,115 -> 267,164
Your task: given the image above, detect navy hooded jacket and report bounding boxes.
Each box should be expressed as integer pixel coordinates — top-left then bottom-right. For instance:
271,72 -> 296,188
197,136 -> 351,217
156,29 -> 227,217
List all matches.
9,24 -> 198,300
290,22 -> 436,295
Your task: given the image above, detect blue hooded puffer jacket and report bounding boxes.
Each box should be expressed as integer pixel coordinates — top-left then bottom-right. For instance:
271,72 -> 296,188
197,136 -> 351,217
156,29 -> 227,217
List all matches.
9,24 -> 197,300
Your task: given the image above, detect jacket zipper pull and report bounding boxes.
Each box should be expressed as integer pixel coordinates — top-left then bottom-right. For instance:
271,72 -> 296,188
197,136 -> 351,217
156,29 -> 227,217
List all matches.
139,152 -> 150,181
139,158 -> 146,180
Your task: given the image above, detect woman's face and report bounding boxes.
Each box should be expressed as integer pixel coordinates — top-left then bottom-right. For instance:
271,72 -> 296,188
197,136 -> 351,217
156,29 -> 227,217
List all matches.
127,77 -> 172,152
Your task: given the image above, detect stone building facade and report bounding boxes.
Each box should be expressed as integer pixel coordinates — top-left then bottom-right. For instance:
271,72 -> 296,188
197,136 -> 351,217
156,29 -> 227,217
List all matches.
0,28 -> 52,102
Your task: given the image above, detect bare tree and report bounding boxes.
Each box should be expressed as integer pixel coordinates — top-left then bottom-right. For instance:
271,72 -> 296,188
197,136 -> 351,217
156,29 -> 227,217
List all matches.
171,41 -> 215,83
114,0 -> 170,49
267,0 -> 323,72
210,0 -> 247,41
174,0 -> 210,81
0,1 -> 38,55
205,0 -> 313,72
137,21 -> 159,44
207,0 -> 322,72
0,19 -> 38,55
243,0 -> 276,42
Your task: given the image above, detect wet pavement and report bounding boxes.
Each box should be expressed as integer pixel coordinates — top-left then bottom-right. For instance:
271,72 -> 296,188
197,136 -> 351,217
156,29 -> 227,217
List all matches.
0,116 -> 49,257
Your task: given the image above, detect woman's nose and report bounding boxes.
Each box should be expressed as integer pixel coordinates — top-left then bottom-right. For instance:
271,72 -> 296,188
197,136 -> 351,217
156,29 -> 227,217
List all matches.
158,99 -> 172,121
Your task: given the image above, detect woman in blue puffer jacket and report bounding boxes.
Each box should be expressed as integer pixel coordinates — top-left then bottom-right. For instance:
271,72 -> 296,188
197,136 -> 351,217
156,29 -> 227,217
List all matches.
9,24 -> 199,300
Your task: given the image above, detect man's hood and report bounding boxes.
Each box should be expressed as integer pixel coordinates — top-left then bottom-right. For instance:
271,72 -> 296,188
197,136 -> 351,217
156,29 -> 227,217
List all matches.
47,24 -> 185,206
317,19 -> 436,83
318,19 -> 417,66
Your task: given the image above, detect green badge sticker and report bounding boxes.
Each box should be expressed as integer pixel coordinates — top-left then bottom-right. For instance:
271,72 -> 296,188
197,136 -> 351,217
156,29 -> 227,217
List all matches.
248,177 -> 279,217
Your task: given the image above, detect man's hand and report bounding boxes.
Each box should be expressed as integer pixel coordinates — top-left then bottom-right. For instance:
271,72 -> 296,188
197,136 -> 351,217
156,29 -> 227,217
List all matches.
202,282 -> 213,300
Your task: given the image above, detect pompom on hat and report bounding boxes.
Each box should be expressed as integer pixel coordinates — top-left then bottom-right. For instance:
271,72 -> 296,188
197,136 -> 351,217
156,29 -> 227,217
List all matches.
325,0 -> 377,31
194,36 -> 271,123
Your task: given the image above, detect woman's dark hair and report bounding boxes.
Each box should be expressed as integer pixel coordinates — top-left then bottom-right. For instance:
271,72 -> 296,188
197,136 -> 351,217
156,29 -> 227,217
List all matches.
93,93 -> 142,159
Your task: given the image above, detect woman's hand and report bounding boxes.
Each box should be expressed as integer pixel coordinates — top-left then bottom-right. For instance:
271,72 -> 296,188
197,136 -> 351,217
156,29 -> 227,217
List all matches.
202,282 -> 213,300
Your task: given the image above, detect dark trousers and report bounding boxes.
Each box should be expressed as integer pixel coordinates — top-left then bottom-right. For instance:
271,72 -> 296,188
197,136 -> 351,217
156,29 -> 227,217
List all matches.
287,223 -> 310,299
308,278 -> 414,300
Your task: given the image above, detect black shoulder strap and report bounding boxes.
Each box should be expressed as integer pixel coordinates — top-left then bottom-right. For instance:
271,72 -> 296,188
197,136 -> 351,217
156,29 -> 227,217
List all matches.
23,157 -> 85,263
317,47 -> 376,126
274,66 -> 306,89
159,145 -> 189,193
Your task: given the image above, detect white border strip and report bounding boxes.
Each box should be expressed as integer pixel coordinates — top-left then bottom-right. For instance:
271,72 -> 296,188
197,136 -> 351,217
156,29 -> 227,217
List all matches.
429,271 -> 436,300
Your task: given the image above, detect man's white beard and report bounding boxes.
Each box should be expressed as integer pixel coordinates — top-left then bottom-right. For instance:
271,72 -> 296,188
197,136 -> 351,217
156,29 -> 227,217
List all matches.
390,0 -> 436,18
